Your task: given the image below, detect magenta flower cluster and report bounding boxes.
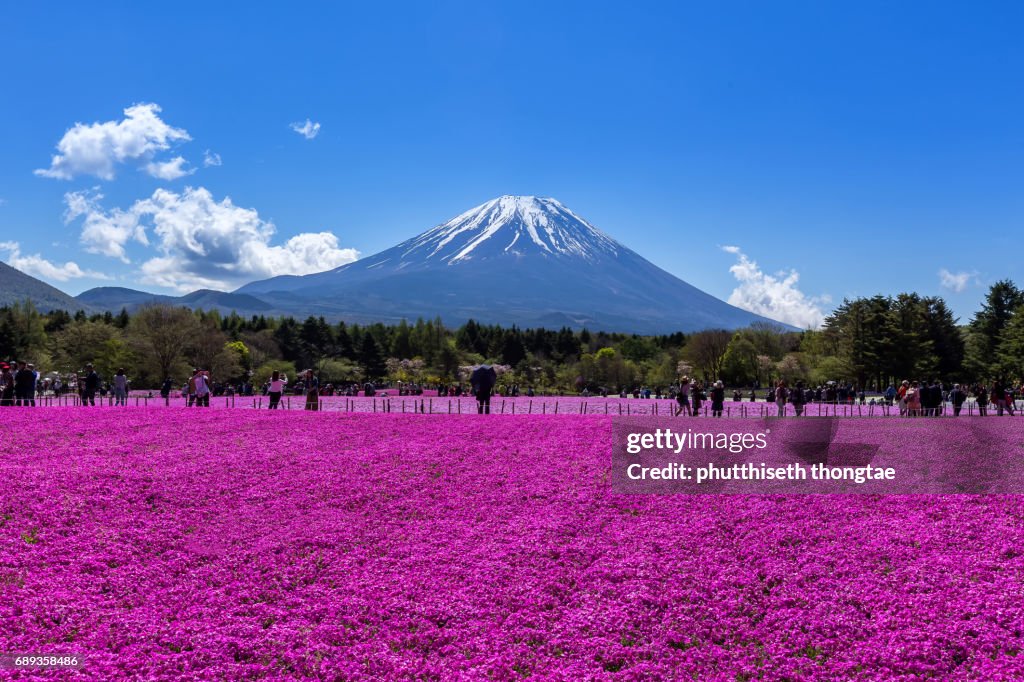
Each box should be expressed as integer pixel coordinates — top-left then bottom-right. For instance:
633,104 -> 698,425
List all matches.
1,409 -> 1023,679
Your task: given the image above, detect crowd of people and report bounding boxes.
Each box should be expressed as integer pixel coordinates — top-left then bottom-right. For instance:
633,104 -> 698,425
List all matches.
161,368 -> 327,411
3,352 -> 1023,419
667,377 -> 1023,417
0,361 -> 104,406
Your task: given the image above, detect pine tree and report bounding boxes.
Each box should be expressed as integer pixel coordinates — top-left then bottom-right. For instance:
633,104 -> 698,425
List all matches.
358,334 -> 387,379
967,280 -> 1023,378
391,319 -> 413,359
335,322 -> 354,360
500,326 -> 528,366
273,318 -> 301,363
996,304 -> 1024,379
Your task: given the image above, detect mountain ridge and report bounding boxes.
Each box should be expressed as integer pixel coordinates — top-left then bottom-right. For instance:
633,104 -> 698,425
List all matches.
0,261 -> 91,312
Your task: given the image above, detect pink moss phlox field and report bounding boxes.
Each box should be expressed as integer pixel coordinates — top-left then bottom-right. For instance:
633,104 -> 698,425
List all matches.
2,410 -> 1024,679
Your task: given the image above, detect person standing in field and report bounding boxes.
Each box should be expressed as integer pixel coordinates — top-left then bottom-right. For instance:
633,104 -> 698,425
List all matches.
82,364 -> 99,406
0,363 -> 13,406
975,384 -> 988,416
791,380 -> 806,416
992,380 -> 1008,416
920,380 -> 933,416
187,370 -> 199,407
304,369 -> 319,411
470,365 -> 497,415
905,381 -> 922,417
691,381 -> 703,416
113,368 -> 129,406
194,370 -> 211,407
774,380 -> 788,417
930,381 -> 941,415
674,377 -> 691,416
13,362 -> 32,407
27,364 -> 39,406
897,380 -> 909,416
949,383 -> 966,416
268,370 -> 287,410
709,380 -> 725,417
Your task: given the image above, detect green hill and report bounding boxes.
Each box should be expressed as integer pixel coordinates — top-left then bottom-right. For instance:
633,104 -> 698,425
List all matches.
0,261 -> 88,312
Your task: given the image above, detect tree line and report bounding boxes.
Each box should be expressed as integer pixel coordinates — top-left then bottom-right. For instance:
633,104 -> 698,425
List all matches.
1,279 -> 1022,392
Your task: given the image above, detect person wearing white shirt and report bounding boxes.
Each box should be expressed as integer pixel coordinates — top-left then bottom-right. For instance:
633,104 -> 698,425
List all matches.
268,371 -> 287,410
194,370 -> 212,407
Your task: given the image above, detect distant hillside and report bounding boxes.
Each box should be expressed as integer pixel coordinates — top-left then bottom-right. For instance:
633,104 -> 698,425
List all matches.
0,261 -> 88,312
75,287 -> 176,309
76,287 -> 273,314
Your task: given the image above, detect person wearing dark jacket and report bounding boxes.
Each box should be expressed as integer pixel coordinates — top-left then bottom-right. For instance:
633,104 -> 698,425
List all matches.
83,364 -> 100,406
992,381 -> 1006,416
931,381 -> 944,416
14,362 -> 35,407
949,384 -> 966,416
691,382 -> 703,416
710,381 -> 725,417
975,385 -> 988,417
791,380 -> 807,417
471,365 -> 497,415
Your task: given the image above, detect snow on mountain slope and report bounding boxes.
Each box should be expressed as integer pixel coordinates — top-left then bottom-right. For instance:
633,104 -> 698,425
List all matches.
397,195 -> 621,264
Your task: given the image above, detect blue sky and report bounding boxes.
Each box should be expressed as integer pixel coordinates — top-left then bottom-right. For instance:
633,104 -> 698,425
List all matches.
1,1 -> 1022,327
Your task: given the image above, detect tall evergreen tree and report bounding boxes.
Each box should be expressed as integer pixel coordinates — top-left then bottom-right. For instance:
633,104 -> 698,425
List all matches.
391,319 -> 413,359
335,322 -> 354,360
273,318 -> 301,363
500,326 -> 528,366
967,280 -> 1024,378
358,333 -> 387,379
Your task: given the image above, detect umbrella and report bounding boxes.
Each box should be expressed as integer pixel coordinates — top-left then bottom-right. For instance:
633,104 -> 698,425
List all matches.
470,365 -> 498,393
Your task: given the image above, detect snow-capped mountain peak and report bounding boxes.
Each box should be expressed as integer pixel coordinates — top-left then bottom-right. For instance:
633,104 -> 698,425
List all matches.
397,195 -> 621,265
235,194 -> 791,333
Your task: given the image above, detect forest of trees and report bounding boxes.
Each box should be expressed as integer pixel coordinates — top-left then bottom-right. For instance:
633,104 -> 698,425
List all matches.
2,280 -> 1024,392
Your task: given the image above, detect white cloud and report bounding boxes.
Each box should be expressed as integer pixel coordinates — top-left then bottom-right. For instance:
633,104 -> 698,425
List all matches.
143,156 -> 194,180
64,189 -> 149,263
722,246 -> 829,329
63,186 -> 359,292
290,118 -> 321,140
0,241 -> 110,282
35,103 -> 191,180
203,150 -> 222,167
938,268 -> 975,293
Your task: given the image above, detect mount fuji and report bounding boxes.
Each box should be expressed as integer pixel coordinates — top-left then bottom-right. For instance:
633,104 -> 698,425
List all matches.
236,196 -> 788,333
